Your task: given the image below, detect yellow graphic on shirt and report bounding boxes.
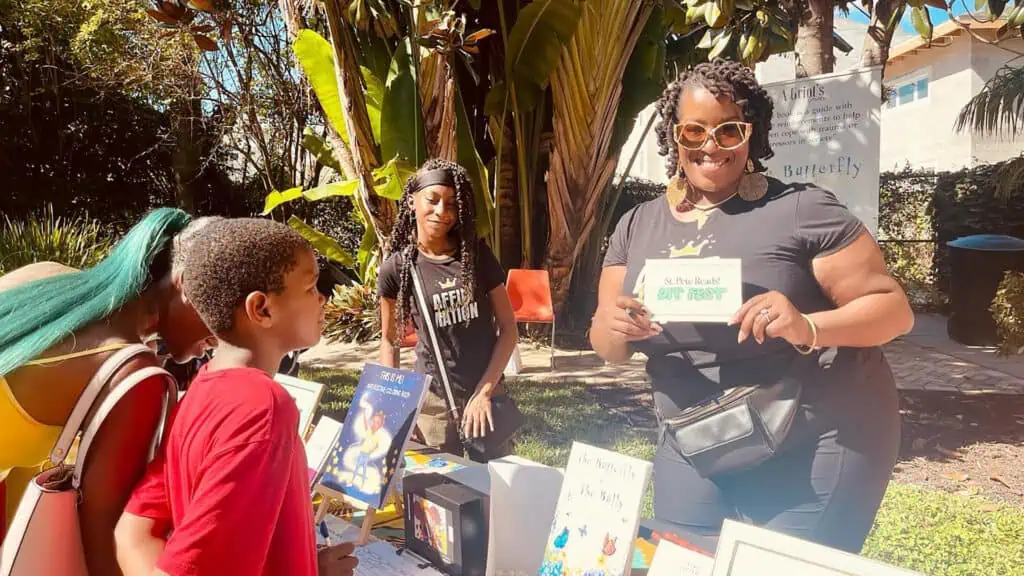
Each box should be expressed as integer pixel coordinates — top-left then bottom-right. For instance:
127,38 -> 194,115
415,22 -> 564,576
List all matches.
667,239 -> 710,258
437,277 -> 457,290
633,235 -> 716,299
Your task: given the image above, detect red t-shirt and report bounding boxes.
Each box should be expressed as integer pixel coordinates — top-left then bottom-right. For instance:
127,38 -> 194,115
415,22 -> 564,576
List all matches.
125,366 -> 317,576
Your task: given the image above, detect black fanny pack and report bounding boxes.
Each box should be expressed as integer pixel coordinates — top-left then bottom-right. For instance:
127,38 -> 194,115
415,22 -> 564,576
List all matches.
659,354 -> 809,478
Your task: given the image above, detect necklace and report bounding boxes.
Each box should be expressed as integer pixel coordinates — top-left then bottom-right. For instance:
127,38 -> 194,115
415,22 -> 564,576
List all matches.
676,191 -> 738,213
672,180 -> 738,229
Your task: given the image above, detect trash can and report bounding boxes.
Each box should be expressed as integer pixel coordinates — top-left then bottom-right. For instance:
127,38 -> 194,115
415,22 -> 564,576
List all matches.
946,234 -> 1024,346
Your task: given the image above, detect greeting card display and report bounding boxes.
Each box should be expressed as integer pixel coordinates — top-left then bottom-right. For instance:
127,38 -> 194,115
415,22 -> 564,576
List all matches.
275,373 -> 326,438
538,442 -> 653,576
641,258 -> 742,323
318,364 -> 430,509
647,539 -> 713,576
304,416 -> 343,487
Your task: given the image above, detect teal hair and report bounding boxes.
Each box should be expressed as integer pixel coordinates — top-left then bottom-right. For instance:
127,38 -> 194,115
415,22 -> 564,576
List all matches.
0,207 -> 193,377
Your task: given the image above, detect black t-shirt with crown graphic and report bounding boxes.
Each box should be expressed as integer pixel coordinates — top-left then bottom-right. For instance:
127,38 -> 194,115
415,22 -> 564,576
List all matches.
378,240 -> 506,400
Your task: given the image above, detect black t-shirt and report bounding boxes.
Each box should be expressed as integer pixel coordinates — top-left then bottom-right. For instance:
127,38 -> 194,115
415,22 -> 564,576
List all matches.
379,240 -> 506,399
603,178 -> 897,433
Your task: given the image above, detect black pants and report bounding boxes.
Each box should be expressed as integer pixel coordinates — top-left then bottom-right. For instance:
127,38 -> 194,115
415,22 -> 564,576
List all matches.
653,398 -> 900,554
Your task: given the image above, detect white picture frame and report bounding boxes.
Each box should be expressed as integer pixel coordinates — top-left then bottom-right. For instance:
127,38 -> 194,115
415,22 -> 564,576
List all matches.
711,520 -> 922,576
274,373 -> 325,439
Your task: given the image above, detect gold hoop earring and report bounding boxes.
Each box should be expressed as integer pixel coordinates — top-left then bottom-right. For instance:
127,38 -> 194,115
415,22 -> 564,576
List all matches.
667,175 -> 693,212
738,158 -> 768,202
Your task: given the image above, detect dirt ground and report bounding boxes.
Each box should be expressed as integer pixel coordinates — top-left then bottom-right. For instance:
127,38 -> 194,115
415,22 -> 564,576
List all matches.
894,391 -> 1024,505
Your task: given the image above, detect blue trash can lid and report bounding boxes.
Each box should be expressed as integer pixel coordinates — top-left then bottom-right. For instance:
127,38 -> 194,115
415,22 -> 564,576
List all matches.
947,234 -> 1024,251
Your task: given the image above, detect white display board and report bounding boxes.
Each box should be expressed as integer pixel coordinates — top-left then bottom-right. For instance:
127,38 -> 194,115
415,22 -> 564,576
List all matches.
711,519 -> 922,576
762,66 -> 883,235
486,456 -> 564,576
274,373 -> 325,438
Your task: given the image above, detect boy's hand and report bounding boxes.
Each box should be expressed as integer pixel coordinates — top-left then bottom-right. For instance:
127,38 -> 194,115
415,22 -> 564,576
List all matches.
318,541 -> 359,575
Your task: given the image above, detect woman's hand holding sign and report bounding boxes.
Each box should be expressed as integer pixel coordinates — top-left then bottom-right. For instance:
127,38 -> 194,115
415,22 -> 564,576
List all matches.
730,290 -> 815,348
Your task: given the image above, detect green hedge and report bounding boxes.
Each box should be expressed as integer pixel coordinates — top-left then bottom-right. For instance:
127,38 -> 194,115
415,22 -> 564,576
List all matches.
933,162 -> 1024,299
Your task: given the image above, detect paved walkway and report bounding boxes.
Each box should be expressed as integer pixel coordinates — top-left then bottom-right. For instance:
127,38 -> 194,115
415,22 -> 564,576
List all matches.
300,313 -> 1024,396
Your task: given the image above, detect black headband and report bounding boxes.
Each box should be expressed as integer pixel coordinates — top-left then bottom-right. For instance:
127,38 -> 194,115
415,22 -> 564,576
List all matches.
411,168 -> 456,193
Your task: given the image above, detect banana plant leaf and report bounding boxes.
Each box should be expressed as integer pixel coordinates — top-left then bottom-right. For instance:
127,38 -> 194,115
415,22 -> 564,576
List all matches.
287,215 -> 355,268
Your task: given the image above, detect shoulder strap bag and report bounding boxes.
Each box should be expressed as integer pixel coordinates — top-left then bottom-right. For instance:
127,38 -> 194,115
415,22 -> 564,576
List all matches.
410,264 -> 524,456
1,344 -> 178,576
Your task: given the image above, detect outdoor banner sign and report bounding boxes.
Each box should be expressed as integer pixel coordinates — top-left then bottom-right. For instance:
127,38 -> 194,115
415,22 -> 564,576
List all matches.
762,66 -> 883,235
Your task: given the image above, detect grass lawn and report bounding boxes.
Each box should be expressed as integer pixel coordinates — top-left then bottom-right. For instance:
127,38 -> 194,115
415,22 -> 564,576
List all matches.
302,367 -> 1024,576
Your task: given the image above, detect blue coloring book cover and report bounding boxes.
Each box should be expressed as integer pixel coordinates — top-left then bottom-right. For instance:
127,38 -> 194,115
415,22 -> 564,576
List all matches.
319,363 -> 431,509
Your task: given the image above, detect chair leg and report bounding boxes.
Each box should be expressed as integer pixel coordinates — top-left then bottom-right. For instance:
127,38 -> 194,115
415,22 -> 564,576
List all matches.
550,320 -> 556,371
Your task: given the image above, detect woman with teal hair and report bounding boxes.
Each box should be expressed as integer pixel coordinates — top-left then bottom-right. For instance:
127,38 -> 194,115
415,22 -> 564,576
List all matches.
0,208 -> 219,574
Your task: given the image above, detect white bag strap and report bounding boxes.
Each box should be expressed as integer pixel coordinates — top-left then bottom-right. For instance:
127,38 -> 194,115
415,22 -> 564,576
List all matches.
49,344 -> 157,464
73,365 -> 176,488
410,264 -> 461,422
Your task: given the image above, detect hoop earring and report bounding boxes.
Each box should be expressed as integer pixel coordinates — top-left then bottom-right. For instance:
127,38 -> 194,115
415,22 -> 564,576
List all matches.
738,157 -> 768,202
667,175 -> 694,212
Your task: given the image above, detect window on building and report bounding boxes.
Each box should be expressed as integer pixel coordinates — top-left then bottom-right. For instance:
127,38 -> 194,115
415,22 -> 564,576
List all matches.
885,74 -> 929,110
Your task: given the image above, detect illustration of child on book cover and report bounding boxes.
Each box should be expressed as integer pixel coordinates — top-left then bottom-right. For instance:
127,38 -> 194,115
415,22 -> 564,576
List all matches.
319,364 -> 430,508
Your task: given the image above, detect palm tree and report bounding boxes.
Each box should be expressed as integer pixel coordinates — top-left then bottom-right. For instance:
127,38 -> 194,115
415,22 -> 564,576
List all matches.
956,63 -> 1024,138
956,63 -> 1024,197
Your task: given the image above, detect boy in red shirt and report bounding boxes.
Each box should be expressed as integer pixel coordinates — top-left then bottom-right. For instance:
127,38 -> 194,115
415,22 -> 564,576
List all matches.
114,218 -> 357,576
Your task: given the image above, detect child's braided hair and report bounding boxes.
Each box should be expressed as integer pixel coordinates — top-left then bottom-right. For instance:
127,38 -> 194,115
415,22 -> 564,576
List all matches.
654,58 -> 775,178
388,159 -> 478,338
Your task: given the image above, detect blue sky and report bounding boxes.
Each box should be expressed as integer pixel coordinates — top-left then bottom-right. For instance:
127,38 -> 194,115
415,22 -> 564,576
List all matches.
839,3 -> 969,33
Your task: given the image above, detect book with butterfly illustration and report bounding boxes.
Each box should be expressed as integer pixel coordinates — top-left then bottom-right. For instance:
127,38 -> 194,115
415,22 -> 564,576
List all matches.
317,364 -> 431,509
538,442 -> 653,576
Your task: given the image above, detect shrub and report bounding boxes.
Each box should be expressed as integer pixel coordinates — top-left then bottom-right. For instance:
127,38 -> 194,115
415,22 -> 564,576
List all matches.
0,205 -> 114,275
990,271 -> 1024,356
322,280 -> 381,344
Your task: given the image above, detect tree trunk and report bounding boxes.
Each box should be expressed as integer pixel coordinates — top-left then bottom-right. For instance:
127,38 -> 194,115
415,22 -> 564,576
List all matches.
279,0 -> 304,37
323,1 -> 396,246
861,0 -> 906,69
794,0 -> 835,78
169,91 -> 202,211
419,52 -> 458,161
489,114 -> 522,269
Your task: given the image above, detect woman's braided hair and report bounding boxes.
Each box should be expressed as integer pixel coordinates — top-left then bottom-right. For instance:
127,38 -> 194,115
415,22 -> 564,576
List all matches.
654,58 -> 775,179
388,158 -> 478,339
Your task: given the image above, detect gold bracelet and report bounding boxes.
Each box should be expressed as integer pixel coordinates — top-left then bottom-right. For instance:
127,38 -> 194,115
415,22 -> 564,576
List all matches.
794,313 -> 818,355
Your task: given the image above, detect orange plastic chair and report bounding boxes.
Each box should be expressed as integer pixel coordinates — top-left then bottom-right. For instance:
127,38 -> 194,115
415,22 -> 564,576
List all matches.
505,269 -> 556,369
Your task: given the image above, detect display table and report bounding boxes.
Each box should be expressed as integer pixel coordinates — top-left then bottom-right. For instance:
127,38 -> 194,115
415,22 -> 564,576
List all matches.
332,444 -> 712,574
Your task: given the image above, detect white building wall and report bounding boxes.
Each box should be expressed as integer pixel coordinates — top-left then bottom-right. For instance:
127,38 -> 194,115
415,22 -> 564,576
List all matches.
880,34 -> 975,171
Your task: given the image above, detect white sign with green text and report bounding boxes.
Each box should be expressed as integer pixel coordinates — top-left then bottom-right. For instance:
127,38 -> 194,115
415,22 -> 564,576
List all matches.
642,258 -> 742,323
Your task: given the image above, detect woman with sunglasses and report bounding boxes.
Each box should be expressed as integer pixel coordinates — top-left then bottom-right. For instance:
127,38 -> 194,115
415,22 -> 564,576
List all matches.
590,59 -> 912,553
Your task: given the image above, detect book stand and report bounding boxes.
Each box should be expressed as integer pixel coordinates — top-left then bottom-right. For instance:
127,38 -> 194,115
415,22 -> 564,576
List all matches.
312,482 -> 405,546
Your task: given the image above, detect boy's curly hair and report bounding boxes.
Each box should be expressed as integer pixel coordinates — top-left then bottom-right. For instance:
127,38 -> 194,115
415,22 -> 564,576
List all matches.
183,218 -> 312,334
654,58 -> 775,178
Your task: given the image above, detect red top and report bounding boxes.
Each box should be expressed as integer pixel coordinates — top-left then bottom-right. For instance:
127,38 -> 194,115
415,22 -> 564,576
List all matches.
126,367 -> 317,576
